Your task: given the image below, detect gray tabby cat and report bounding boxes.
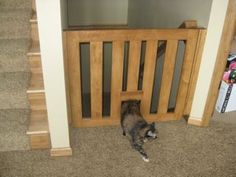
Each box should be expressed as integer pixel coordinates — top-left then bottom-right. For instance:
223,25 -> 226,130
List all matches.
121,100 -> 158,162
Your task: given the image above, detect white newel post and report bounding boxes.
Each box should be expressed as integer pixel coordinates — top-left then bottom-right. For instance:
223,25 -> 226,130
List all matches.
35,0 -> 72,155
189,0 -> 229,123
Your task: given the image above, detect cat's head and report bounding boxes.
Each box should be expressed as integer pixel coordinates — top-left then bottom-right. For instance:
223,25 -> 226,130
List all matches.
144,122 -> 158,140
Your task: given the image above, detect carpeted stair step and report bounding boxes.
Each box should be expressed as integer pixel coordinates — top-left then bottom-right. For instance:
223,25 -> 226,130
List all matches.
0,130 -> 30,152
0,56 -> 30,91
0,71 -> 30,91
0,9 -> 31,39
0,39 -> 31,90
0,0 -> 31,10
0,90 -> 30,151
0,109 -> 30,133
0,90 -> 29,110
0,39 -> 30,61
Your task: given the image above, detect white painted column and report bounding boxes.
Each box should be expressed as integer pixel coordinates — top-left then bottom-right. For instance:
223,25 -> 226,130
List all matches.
190,0 -> 229,121
36,0 -> 71,154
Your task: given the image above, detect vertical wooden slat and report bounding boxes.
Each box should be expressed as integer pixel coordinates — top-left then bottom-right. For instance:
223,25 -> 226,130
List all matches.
157,40 -> 178,114
110,41 -> 124,119
66,33 -> 82,126
127,41 -> 141,91
174,31 -> 198,119
141,40 -> 158,115
90,42 -> 103,119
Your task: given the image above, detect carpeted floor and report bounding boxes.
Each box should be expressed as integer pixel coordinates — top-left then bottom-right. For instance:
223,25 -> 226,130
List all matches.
0,111 -> 236,177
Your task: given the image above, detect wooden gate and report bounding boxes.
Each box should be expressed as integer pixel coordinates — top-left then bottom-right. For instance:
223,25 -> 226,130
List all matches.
64,28 -> 206,127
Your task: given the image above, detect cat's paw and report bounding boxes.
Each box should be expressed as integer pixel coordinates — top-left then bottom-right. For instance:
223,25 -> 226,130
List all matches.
143,138 -> 148,143
142,156 -> 149,162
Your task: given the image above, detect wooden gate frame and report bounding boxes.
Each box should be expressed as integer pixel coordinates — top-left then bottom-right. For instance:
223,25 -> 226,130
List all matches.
64,28 -> 206,128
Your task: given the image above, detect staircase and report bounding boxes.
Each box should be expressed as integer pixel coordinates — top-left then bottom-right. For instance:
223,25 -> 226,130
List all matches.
0,0 -> 50,151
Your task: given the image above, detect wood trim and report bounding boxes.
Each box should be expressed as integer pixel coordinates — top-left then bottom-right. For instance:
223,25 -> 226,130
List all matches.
202,0 -> 236,126
66,33 -> 83,126
174,31 -> 199,119
76,113 -> 176,128
50,147 -> 72,157
65,29 -> 197,42
63,32 -> 72,124
188,117 -> 203,126
120,91 -> 143,101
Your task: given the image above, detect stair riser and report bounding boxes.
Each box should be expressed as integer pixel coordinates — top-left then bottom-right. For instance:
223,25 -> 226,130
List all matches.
28,92 -> 47,111
32,0 -> 36,12
28,55 -> 42,68
0,72 -> 30,91
29,133 -> 50,149
31,22 -> 39,43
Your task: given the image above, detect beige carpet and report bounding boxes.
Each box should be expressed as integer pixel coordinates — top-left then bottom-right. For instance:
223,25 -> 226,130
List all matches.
1,111 -> 236,177
0,0 -> 31,151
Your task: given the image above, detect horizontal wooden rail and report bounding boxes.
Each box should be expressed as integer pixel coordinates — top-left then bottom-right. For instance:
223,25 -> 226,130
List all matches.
65,29 -> 199,42
120,91 -> 143,101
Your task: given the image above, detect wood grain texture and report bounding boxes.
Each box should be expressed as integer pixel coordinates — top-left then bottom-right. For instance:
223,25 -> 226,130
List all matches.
174,31 -> 198,119
90,42 -> 103,119
29,133 -> 50,149
120,91 -> 143,101
127,41 -> 141,91
66,33 -> 82,126
184,29 -> 207,115
202,0 -> 236,126
140,40 -> 158,115
157,40 -> 178,114
110,41 -> 124,119
74,113 -> 176,127
50,147 -> 72,157
65,29 -> 195,42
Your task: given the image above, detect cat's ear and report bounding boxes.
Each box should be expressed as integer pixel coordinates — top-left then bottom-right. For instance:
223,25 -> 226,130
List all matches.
136,100 -> 141,106
151,122 -> 157,129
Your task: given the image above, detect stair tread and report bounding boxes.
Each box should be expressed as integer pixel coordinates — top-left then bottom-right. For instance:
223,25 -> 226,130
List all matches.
0,90 -> 29,110
0,57 -> 29,73
0,0 -> 31,10
0,38 -> 30,56
0,9 -> 31,39
27,110 -> 49,134
0,130 -> 30,152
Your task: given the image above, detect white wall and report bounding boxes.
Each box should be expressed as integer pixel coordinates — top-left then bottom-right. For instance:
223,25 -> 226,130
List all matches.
36,0 -> 71,149
128,0 -> 212,28
68,0 -> 128,26
190,0 -> 229,120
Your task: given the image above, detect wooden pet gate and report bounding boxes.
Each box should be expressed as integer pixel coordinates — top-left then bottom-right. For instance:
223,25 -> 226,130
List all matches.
64,27 -> 206,127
